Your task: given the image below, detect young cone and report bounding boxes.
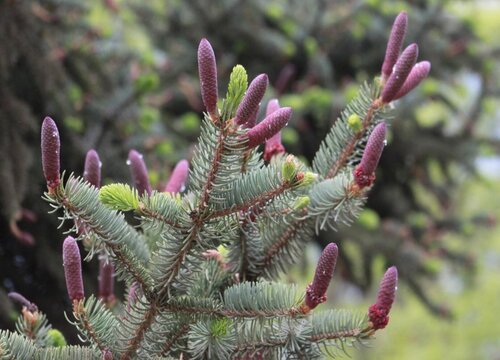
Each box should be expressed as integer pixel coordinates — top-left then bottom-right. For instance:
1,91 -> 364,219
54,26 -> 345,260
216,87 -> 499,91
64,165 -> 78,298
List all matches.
127,149 -> 152,196
41,117 -> 61,190
8,292 -> 37,312
62,236 -> 84,302
381,43 -> 419,103
198,38 -> 218,117
164,159 -> 189,193
84,149 -> 101,188
263,99 -> 285,161
234,74 -> 269,127
245,107 -> 292,148
98,258 -> 115,304
368,266 -> 398,330
394,61 -> 431,100
381,12 -> 408,82
304,243 -> 338,310
353,122 -> 387,188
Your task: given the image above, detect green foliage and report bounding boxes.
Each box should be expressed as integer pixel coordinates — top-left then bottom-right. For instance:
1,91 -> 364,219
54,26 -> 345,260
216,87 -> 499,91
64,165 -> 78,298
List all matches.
46,330 -> 66,348
7,64 -> 392,358
99,183 -> 140,211
222,65 -> 248,120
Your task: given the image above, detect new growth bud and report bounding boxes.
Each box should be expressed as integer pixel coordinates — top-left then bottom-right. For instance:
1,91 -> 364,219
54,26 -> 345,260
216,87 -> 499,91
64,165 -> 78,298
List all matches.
305,243 -> 338,310
41,117 -> 61,191
127,150 -> 152,196
198,38 -> 219,117
63,236 -> 84,302
281,155 -> 297,183
235,74 -> 268,127
381,44 -> 419,103
98,258 -> 115,304
368,266 -> 398,330
164,159 -> 189,193
84,149 -> 101,188
353,122 -> 387,188
246,107 -> 292,148
264,99 -> 286,161
381,12 -> 408,82
394,61 -> 431,100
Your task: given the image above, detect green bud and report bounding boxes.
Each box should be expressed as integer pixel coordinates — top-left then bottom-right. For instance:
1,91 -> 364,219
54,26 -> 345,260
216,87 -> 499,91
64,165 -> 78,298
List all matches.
217,244 -> 228,258
99,184 -> 140,211
297,172 -> 317,187
293,196 -> 310,210
281,155 -> 297,183
47,329 -> 67,347
347,114 -> 362,132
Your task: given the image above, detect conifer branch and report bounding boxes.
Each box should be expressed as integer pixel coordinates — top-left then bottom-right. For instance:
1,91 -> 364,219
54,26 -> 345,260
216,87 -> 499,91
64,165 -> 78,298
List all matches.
157,323 -> 191,357
69,296 -> 119,353
120,304 -> 158,360
325,98 -> 383,179
207,180 -> 293,220
47,177 -> 153,295
310,328 -> 362,342
72,301 -> 108,352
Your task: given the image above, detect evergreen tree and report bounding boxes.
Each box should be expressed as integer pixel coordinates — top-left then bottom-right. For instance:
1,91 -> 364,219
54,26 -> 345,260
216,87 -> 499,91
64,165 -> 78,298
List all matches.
1,13 -> 429,357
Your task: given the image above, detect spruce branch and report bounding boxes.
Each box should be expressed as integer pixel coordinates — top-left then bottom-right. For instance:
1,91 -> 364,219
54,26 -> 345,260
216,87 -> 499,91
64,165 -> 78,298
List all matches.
47,176 -> 153,294
69,297 -> 118,352
312,83 -> 388,180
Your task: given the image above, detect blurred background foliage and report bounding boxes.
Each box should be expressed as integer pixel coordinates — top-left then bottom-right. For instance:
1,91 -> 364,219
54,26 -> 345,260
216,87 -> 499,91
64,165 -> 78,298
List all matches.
1,0 -> 500,357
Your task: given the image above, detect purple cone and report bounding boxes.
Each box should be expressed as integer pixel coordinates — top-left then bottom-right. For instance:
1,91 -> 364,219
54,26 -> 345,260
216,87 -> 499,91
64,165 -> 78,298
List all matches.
98,258 -> 115,303
234,74 -> 268,127
41,117 -> 61,190
368,266 -> 398,330
164,159 -> 189,193
381,44 -> 419,103
263,99 -> 285,161
246,107 -> 292,148
127,149 -> 152,196
353,122 -> 386,188
305,243 -> 338,309
63,236 -> 84,302
84,149 -> 101,188
381,12 -> 408,82
394,61 -> 431,100
198,38 -> 218,117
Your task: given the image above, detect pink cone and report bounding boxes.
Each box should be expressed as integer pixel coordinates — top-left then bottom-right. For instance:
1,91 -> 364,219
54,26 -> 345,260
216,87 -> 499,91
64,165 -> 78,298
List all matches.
381,12 -> 408,81
353,122 -> 386,188
84,149 -> 101,188
305,243 -> 338,309
63,236 -> 84,301
394,61 -> 431,100
127,149 -> 151,196
41,117 -> 61,190
235,74 -> 268,127
164,159 -> 189,193
381,44 -> 419,103
198,38 -> 218,117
